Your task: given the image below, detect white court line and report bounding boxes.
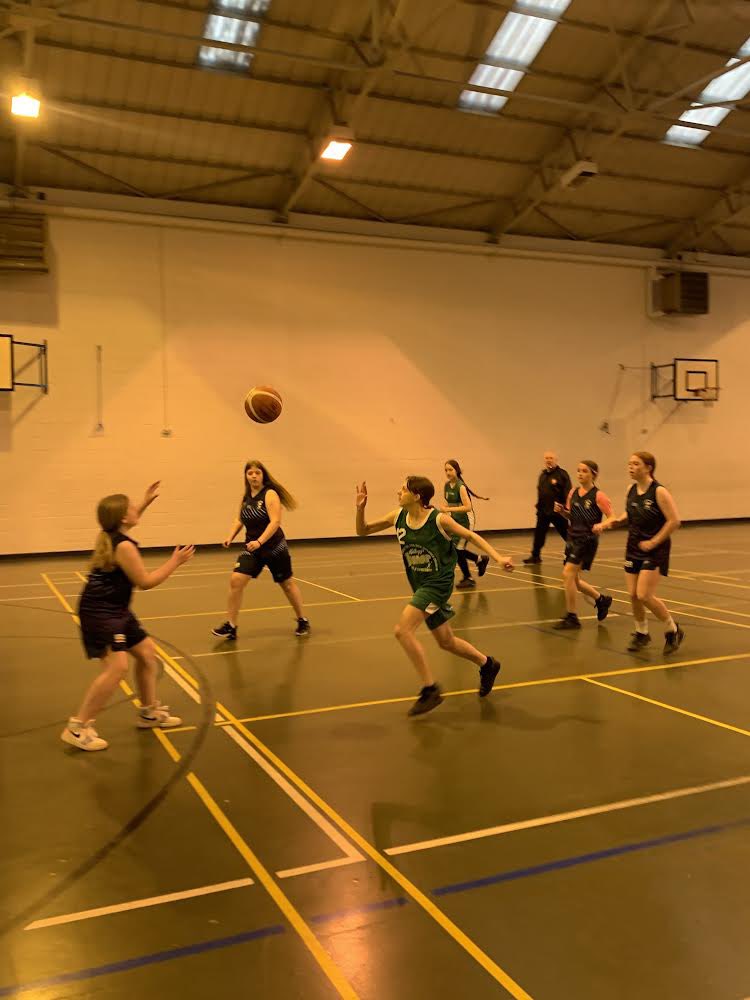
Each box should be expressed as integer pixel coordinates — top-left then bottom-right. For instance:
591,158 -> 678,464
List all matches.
25,878 -> 255,930
276,856 -> 364,879
0,594 -> 61,602
294,576 -> 361,602
219,724 -> 364,863
157,662 -> 364,866
384,774 -> 750,857
170,610 -> 618,660
0,581 -> 49,589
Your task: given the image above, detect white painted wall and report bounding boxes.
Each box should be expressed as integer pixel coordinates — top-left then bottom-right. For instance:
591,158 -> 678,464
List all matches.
1,216 -> 746,554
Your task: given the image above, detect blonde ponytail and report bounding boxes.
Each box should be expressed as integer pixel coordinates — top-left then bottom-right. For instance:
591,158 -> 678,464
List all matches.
90,494 -> 130,571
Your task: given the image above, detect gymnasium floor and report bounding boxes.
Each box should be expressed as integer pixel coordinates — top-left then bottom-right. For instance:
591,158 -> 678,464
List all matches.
2,523 -> 749,1000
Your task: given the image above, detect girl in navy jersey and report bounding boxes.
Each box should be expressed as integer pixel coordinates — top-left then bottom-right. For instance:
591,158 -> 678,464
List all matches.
552,460 -> 613,629
440,460 -> 490,589
594,451 -> 683,653
62,482 -> 195,752
212,460 -> 309,641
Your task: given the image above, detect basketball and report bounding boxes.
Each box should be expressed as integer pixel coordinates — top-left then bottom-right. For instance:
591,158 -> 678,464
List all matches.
244,385 -> 283,423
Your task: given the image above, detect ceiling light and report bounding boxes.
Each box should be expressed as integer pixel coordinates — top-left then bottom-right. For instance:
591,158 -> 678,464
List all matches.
320,127 -> 354,161
11,89 -> 40,119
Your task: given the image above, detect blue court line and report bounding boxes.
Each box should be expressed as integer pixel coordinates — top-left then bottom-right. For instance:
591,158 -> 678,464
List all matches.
3,815 -> 747,996
0,925 -> 285,997
432,817 -> 750,897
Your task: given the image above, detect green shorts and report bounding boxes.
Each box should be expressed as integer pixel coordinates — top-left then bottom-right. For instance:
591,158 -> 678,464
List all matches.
410,584 -> 455,630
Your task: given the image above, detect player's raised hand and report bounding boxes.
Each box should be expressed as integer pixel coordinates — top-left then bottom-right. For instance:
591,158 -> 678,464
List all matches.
356,482 -> 368,509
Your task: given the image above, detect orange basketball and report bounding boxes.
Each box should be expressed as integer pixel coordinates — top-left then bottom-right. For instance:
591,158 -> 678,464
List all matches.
244,385 -> 283,424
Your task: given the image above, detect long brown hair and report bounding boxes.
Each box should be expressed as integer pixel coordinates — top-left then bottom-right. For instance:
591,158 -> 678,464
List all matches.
243,459 -> 297,511
445,459 -> 489,501
90,494 -> 129,571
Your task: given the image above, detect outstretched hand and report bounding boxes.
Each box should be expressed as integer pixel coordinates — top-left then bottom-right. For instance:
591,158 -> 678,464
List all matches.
356,482 -> 368,509
143,481 -> 161,507
173,544 -> 195,566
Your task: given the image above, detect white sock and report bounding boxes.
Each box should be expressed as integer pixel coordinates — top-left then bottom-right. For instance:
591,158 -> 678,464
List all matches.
664,615 -> 677,633
635,620 -> 649,635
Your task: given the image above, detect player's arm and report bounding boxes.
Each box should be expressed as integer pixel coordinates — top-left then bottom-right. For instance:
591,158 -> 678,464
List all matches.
594,497 -> 628,534
116,540 -> 195,590
247,490 -> 282,551
223,517 -> 243,548
554,488 -> 574,519
595,491 -> 613,518
137,481 -> 160,517
355,482 -> 398,535
438,515 -> 513,571
639,487 -> 681,551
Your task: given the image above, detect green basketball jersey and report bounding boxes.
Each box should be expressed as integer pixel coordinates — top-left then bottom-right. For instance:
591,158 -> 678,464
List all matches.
443,479 -> 471,529
396,507 -> 457,593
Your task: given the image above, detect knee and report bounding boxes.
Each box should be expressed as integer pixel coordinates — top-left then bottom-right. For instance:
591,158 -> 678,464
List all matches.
434,632 -> 453,651
229,575 -> 246,593
394,623 -> 403,642
635,588 -> 651,605
107,656 -> 128,681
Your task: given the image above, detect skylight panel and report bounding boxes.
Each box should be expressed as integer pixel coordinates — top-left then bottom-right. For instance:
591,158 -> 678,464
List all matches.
665,35 -> 750,147
459,0 -> 571,113
199,0 -> 270,72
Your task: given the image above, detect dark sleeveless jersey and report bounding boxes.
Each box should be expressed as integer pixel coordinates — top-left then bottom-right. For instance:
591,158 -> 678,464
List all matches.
78,532 -> 136,614
626,480 -> 670,561
568,486 -> 605,541
241,486 -> 285,549
443,479 -> 471,529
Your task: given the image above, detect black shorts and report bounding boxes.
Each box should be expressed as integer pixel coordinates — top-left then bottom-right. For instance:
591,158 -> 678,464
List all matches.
624,553 -> 670,577
79,610 -> 148,659
564,537 -> 598,572
234,545 -> 293,584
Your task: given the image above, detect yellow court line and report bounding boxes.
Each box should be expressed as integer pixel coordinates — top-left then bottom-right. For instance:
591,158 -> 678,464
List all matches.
158,648 -> 533,998
293,576 -> 362,602
42,576 -> 359,1000
582,678 -> 750,738
163,652 -> 750,732
154,731 -> 360,999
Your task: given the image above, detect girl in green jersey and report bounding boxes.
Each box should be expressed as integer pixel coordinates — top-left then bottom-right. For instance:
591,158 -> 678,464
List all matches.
356,476 -> 514,716
440,459 -> 490,589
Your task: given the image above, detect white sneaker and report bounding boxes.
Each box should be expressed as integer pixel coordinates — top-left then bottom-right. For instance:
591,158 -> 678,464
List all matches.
61,719 -> 108,752
136,703 -> 182,729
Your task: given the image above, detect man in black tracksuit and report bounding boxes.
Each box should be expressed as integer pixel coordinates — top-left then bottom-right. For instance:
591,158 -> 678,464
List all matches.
524,451 -> 571,564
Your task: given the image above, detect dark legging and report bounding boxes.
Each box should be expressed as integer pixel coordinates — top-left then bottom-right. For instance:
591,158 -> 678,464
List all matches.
457,549 -> 480,579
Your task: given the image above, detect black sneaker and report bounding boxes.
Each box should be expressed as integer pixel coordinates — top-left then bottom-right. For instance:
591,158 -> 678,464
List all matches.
595,594 -> 613,622
663,624 -> 684,655
408,685 -> 443,717
455,578 -> 476,590
627,632 -> 650,652
212,621 -> 237,640
477,555 -> 490,578
295,617 -> 311,638
479,656 -> 501,697
523,555 -> 541,565
552,614 -> 581,630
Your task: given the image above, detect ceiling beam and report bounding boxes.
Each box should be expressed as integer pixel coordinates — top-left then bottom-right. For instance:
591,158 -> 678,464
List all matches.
485,0 -> 686,242
31,38 -> 750,158
668,177 -> 750,252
